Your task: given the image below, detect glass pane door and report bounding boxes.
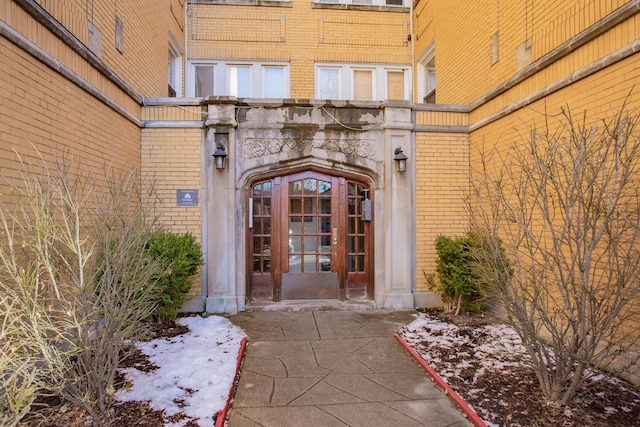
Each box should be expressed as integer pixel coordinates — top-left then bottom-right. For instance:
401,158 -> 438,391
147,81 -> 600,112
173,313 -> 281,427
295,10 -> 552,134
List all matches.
287,178 -> 332,273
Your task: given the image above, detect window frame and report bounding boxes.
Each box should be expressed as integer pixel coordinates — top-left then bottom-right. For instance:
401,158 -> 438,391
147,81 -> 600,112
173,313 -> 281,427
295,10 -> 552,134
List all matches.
385,69 -> 408,100
168,33 -> 183,97
262,65 -> 288,98
417,43 -> 436,104
227,64 -> 253,98
315,63 -> 410,101
316,66 -> 342,100
351,68 -> 375,101
314,0 -> 406,6
188,60 -> 290,98
194,64 -> 216,98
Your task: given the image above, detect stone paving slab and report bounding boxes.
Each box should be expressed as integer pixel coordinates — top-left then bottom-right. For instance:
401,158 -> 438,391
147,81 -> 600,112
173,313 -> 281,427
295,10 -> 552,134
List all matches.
227,309 -> 472,427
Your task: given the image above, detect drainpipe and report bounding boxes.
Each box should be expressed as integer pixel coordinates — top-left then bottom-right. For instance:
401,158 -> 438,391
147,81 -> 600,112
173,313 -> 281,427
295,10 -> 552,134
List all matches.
409,0 -> 415,102
184,1 -> 208,309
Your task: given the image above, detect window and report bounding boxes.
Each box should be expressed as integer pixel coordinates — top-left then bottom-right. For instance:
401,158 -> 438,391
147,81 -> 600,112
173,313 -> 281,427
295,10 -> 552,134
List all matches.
423,58 -> 436,103
315,0 -> 405,5
386,70 -> 405,100
317,68 -> 341,99
168,49 -> 176,97
229,65 -> 251,98
315,63 -> 409,101
418,43 -> 435,103
195,65 -> 214,97
189,61 -> 290,98
263,67 -> 285,98
168,33 -> 183,97
353,69 -> 373,100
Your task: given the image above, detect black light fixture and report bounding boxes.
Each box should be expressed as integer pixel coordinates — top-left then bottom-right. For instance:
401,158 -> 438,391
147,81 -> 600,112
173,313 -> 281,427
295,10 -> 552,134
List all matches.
393,147 -> 408,173
212,144 -> 228,170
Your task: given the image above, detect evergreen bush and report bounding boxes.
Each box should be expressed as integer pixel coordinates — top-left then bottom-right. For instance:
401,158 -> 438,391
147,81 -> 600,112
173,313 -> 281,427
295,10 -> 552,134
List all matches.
145,230 -> 203,321
425,233 -> 487,314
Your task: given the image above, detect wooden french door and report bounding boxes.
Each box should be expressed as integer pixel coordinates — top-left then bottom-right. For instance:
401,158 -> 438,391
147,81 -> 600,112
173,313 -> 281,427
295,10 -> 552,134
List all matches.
249,170 -> 371,301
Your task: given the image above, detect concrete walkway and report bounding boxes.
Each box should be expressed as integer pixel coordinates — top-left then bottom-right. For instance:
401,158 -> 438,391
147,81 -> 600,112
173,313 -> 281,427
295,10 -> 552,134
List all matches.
227,309 -> 472,427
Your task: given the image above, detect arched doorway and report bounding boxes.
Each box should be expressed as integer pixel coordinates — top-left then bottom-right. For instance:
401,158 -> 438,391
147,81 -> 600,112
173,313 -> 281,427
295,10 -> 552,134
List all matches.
248,169 -> 373,302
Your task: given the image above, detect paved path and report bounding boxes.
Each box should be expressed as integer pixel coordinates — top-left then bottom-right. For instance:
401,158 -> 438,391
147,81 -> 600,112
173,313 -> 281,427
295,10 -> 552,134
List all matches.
227,309 -> 472,427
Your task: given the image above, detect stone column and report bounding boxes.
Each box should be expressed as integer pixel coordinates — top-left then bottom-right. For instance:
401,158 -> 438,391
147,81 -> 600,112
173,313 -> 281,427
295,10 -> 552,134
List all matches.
380,101 -> 414,309
203,97 -> 240,313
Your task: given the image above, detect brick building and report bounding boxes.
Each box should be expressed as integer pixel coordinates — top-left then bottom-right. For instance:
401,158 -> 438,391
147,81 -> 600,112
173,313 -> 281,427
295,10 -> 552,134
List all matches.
1,0 -> 638,323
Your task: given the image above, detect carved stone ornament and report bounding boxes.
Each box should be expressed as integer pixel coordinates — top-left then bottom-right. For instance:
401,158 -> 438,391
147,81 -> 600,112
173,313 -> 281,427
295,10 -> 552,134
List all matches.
242,138 -> 376,160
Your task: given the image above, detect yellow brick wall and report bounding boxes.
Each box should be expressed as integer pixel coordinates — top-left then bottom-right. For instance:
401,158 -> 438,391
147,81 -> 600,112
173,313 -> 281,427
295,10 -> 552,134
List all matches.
141,127 -> 202,236
188,1 -> 411,98
414,129 -> 470,292
414,0 -> 632,105
470,51 -> 640,164
141,124 -> 203,297
1,2 -> 142,114
31,0 -> 184,97
0,35 -> 141,208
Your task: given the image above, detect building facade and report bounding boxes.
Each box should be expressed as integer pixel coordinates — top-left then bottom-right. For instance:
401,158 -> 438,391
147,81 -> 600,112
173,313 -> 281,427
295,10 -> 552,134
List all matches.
1,1 -> 639,319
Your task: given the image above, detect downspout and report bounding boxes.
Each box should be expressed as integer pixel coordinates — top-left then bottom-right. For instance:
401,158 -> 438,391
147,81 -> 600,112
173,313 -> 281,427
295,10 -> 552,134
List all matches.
184,1 -> 208,308
409,0 -> 417,299
410,0 -> 415,102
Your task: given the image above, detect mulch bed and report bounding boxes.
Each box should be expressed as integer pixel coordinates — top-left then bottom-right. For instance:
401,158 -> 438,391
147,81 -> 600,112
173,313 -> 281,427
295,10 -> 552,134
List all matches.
405,309 -> 640,427
21,311 -> 640,426
22,320 -> 191,427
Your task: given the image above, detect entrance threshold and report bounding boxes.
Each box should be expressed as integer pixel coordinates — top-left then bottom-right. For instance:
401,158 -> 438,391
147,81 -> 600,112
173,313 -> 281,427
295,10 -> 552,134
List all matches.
244,299 -> 377,312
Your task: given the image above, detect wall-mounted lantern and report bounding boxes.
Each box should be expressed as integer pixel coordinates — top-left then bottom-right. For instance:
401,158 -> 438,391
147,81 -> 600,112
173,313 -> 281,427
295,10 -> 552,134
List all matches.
393,147 -> 408,173
212,144 -> 228,170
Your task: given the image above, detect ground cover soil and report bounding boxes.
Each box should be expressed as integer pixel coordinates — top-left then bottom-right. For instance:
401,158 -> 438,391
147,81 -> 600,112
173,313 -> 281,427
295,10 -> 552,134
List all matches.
22,311 -> 640,426
403,309 -> 640,427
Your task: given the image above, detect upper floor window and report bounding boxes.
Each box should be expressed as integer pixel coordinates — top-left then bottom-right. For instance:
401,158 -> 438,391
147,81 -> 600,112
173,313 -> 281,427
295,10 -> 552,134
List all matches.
316,0 -> 406,6
168,33 -> 183,97
229,65 -> 252,98
318,68 -> 341,99
418,43 -> 435,104
315,63 -> 409,101
189,61 -> 290,98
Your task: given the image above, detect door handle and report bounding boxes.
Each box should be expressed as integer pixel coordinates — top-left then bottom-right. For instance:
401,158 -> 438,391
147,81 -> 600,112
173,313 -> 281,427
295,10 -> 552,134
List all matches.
333,228 -> 338,245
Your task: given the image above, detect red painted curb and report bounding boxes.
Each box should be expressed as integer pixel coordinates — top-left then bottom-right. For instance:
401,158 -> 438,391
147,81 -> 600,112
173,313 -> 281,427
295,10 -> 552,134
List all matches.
394,334 -> 487,427
215,336 -> 248,427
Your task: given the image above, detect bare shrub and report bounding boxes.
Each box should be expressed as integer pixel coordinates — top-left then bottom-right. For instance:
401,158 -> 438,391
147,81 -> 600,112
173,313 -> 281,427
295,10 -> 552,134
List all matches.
469,106 -> 640,405
0,151 -> 162,425
61,167 -> 161,423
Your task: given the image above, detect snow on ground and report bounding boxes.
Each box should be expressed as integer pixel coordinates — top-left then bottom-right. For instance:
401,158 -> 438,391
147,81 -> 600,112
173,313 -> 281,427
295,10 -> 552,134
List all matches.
399,313 -> 533,425
398,312 -> 640,426
115,316 -> 246,427
400,313 -> 529,380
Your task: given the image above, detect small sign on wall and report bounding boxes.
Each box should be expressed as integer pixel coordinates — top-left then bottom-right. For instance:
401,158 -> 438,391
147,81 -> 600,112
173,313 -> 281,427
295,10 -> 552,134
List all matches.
177,190 -> 198,207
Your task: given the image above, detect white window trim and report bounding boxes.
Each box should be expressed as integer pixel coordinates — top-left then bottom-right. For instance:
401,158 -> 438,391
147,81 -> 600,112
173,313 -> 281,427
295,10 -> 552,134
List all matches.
315,63 -> 410,101
384,68 -> 410,100
316,0 -> 406,6
168,32 -> 183,97
188,60 -> 290,98
417,42 -> 435,104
